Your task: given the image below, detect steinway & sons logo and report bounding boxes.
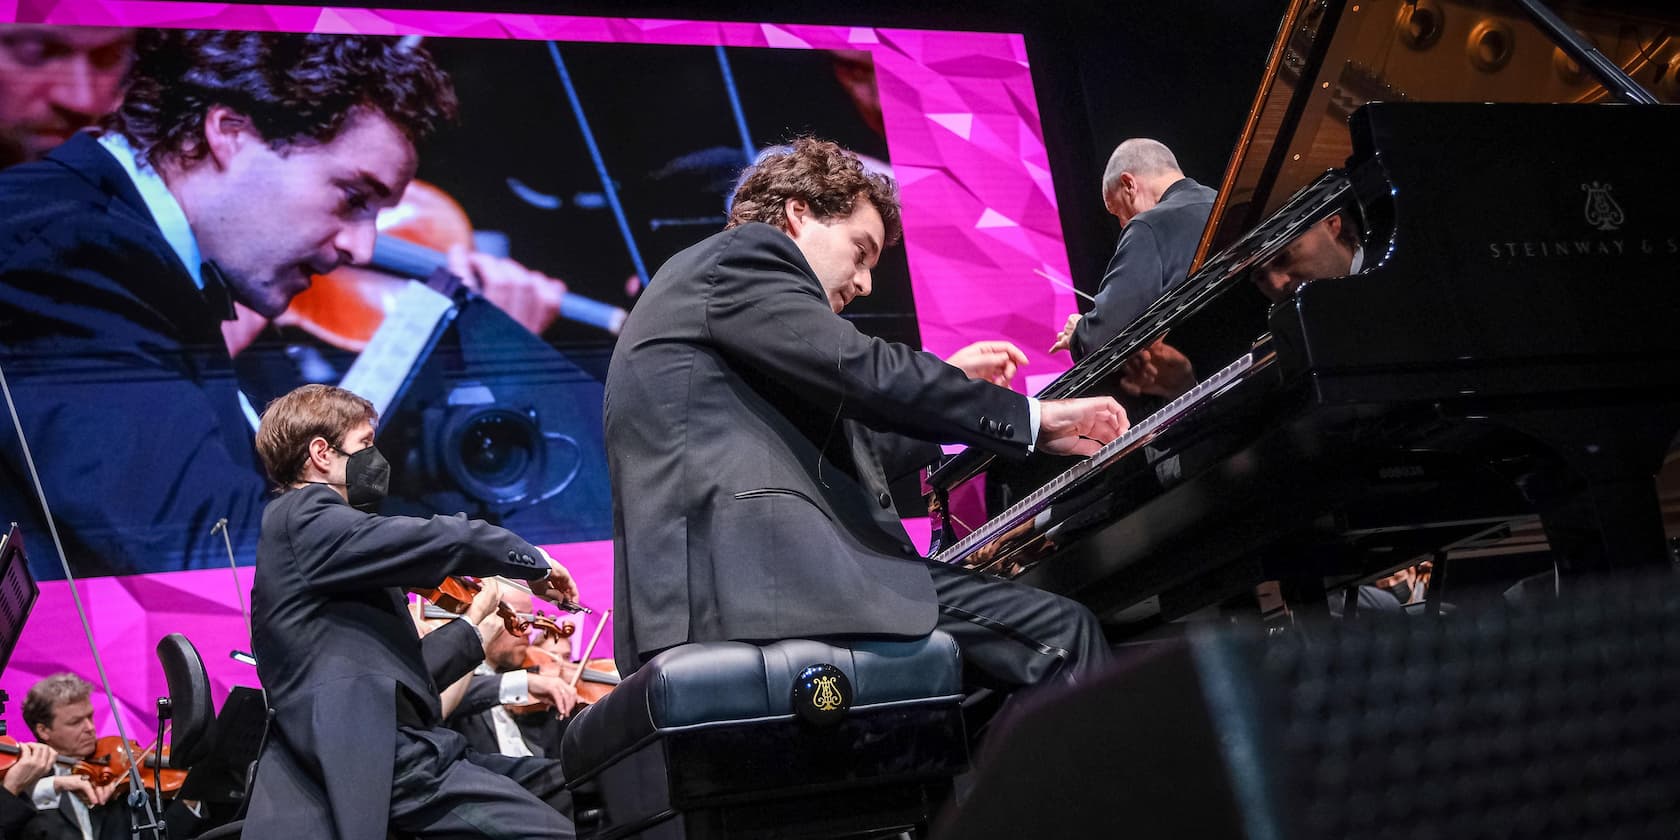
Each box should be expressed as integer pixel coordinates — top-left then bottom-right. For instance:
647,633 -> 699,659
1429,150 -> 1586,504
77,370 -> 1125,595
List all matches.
1582,181 -> 1624,231
811,675 -> 844,711
1488,181 -> 1676,260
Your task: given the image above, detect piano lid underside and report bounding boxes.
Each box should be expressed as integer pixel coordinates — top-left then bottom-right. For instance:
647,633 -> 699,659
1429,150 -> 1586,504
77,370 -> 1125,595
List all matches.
1198,0 -> 1680,264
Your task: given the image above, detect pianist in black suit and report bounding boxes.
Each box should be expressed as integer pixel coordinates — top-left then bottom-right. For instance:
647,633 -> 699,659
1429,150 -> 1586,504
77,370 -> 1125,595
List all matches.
1051,139 -> 1216,361
605,137 -> 1127,690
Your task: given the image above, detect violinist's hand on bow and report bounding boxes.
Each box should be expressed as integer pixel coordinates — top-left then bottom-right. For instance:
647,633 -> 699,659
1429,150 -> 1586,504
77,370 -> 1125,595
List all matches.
1,742 -> 56,794
530,547 -> 580,607
448,245 -> 567,336
524,672 -> 580,718
947,341 -> 1029,388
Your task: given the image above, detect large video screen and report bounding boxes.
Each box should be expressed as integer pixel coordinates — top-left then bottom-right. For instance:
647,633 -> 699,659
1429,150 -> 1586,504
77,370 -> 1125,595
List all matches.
0,3 -> 1076,736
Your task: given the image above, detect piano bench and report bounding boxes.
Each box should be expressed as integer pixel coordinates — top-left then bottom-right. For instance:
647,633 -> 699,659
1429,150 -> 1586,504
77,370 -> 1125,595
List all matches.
560,633 -> 968,840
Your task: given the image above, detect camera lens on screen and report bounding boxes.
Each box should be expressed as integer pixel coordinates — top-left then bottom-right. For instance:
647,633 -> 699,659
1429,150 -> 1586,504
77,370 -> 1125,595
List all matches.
446,408 -> 542,503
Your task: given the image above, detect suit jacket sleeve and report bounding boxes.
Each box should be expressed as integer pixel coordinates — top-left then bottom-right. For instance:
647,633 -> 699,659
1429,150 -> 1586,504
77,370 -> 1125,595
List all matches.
162,798 -> 207,838
282,487 -> 550,593
706,225 -> 1033,458
865,430 -> 944,484
0,787 -> 36,836
420,618 -> 486,688
1071,219 -> 1165,361
448,673 -> 507,721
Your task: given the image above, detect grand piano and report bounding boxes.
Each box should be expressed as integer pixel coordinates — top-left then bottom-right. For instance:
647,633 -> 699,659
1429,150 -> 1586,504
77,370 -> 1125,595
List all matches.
924,0 -> 1680,630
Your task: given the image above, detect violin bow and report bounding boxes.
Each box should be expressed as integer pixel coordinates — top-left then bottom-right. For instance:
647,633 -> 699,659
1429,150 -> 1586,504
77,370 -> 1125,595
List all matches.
543,41 -> 652,289
488,574 -> 592,615
713,45 -> 758,168
541,41 -> 770,292
0,363 -> 166,837
565,608 -> 612,689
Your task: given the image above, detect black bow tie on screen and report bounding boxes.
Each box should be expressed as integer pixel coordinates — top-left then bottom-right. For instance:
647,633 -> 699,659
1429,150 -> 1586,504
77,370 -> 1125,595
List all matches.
200,260 -> 238,322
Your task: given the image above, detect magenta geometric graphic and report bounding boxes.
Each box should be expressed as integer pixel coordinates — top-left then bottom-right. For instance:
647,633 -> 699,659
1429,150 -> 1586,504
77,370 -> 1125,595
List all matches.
0,1 -> 1076,737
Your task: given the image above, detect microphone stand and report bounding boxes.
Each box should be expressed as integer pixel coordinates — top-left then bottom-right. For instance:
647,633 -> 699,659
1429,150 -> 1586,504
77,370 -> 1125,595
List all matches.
153,698 -> 171,822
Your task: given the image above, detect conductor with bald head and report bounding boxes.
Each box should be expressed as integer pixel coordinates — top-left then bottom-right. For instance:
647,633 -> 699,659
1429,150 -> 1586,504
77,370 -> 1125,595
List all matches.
1052,138 -> 1216,360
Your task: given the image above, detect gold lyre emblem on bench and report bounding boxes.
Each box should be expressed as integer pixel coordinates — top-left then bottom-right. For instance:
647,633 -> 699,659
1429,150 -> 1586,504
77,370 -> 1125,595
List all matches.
811,675 -> 844,711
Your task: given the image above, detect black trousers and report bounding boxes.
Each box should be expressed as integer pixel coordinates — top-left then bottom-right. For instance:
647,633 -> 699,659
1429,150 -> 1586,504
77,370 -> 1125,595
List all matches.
925,559 -> 1111,688
389,725 -> 575,840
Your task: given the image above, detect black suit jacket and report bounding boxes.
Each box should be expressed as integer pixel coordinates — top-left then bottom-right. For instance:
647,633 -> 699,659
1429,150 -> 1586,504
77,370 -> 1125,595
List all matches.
1071,177 -> 1217,360
9,784 -> 204,840
243,484 -> 550,840
0,787 -> 37,837
0,132 -> 265,578
604,222 -> 1033,671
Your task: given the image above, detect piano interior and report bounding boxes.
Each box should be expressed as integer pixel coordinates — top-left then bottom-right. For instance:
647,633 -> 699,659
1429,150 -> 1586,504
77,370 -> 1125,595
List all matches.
926,0 -> 1680,635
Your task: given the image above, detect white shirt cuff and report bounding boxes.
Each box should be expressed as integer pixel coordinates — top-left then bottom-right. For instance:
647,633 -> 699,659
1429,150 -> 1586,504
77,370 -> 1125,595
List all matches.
31,776 -> 56,809
498,670 -> 531,704
1026,397 -> 1041,454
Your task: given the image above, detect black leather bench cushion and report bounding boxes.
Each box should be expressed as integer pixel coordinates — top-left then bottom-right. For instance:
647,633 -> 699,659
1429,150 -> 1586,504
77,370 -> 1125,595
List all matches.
561,632 -> 961,779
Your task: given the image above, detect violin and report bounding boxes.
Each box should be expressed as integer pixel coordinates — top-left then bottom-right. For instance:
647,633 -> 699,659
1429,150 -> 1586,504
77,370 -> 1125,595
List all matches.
0,735 -> 96,781
0,735 -> 186,798
411,575 -> 579,643
571,659 -> 622,706
86,736 -> 187,798
278,180 -> 626,351
509,607 -> 617,713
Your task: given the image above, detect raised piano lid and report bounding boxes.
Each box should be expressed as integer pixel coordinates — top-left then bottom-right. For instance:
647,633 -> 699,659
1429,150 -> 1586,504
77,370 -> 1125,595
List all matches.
926,0 -> 1678,494
1195,0 -> 1680,268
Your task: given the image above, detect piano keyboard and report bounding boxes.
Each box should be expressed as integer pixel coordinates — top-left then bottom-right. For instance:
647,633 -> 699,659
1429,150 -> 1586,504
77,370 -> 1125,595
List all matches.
931,352 -> 1256,567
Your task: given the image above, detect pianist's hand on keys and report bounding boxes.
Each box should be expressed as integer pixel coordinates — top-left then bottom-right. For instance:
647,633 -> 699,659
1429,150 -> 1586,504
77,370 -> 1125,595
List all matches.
1038,397 -> 1128,457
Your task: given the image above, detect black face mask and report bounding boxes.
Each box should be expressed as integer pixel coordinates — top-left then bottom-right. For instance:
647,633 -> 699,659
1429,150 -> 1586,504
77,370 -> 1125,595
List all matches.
333,443 -> 390,511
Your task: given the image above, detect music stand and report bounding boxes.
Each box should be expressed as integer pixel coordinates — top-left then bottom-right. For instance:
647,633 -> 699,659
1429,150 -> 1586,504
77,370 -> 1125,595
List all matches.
0,524 -> 38,673
177,686 -> 269,804
0,523 -> 40,737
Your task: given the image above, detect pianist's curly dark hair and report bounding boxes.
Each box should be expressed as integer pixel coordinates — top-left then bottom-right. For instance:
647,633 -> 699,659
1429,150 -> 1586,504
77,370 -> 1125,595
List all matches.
104,30 -> 456,167
727,137 -> 903,246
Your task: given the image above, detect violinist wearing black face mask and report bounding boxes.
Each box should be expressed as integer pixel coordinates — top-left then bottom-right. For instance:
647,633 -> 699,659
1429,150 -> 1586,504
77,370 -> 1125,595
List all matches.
247,384 -> 581,839
308,439 -> 391,510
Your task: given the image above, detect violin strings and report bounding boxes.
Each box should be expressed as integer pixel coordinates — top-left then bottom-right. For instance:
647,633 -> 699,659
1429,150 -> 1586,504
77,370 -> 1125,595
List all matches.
0,363 -> 159,824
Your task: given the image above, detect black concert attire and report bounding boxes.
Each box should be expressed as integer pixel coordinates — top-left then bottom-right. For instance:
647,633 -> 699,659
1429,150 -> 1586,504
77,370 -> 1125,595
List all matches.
605,222 -> 1109,687
244,484 -> 571,840
1069,177 -> 1217,360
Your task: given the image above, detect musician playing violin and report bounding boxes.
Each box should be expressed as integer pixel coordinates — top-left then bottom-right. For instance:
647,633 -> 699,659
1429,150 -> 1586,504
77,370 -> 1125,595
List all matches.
15,673 -> 204,840
444,586 -> 580,762
250,384 -> 579,839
